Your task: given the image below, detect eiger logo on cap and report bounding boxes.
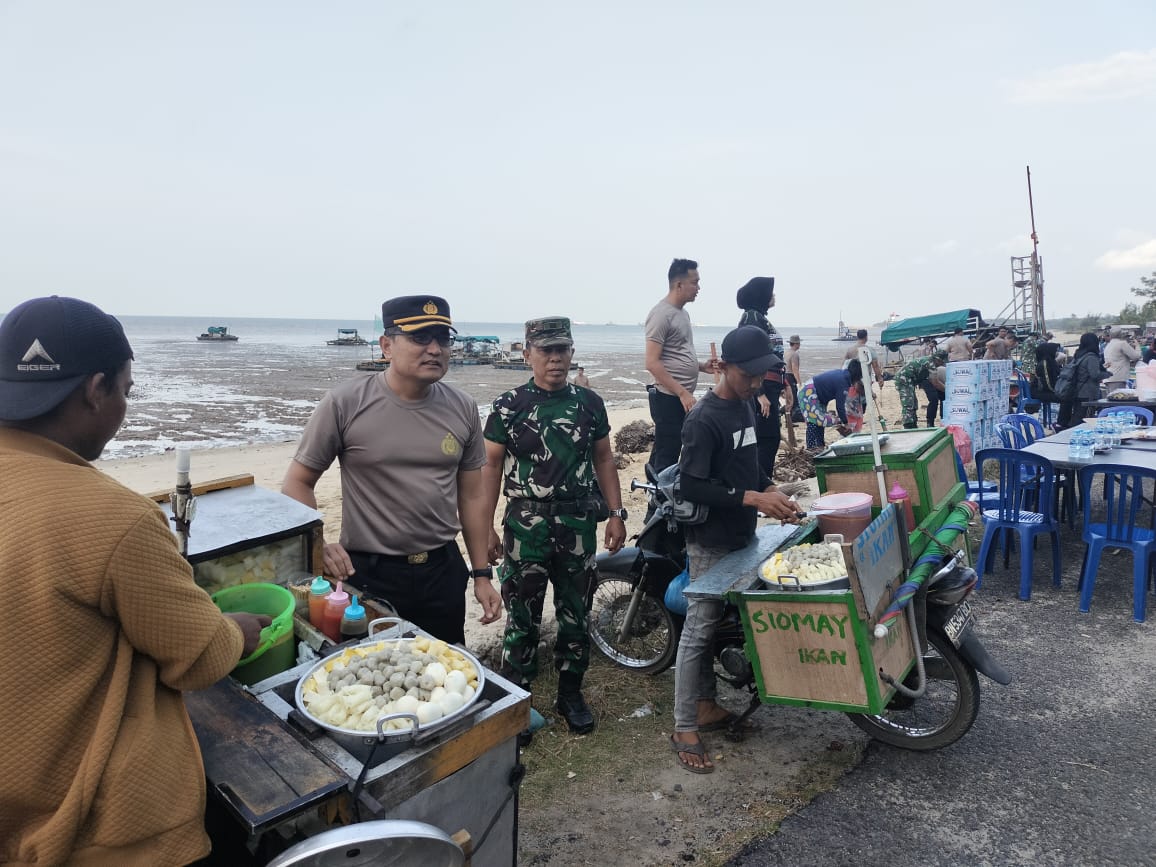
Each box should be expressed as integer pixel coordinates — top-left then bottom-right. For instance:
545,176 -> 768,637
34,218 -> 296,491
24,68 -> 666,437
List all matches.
18,339 -> 60,372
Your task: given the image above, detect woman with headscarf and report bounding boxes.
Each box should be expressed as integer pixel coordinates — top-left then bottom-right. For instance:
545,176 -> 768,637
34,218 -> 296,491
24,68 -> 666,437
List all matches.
1034,339 -> 1062,404
798,360 -> 865,450
1056,332 -> 1111,430
735,277 -> 786,478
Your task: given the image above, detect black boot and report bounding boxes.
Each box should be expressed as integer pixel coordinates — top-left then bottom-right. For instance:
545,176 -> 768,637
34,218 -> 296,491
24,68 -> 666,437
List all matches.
556,673 -> 595,734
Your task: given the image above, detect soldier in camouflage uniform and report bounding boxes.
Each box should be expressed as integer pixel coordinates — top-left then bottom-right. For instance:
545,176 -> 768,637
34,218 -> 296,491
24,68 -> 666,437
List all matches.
895,350 -> 948,429
483,316 -> 626,735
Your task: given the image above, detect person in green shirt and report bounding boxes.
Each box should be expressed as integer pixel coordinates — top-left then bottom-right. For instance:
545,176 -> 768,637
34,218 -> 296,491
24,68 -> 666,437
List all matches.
483,316 -> 626,736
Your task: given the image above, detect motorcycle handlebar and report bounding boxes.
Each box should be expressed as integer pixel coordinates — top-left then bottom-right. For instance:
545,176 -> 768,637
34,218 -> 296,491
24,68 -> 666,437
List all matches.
630,479 -> 658,493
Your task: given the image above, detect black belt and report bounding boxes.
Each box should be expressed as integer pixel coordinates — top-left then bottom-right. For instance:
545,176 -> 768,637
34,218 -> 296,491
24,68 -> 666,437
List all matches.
508,497 -> 598,516
368,541 -> 453,565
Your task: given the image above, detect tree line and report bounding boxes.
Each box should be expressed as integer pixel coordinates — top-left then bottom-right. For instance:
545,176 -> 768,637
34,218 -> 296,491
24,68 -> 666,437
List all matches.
1050,271 -> 1156,333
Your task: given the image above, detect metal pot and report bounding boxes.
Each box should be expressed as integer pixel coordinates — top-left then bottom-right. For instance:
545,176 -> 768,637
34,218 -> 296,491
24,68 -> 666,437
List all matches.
265,819 -> 464,867
293,636 -> 487,763
760,572 -> 850,592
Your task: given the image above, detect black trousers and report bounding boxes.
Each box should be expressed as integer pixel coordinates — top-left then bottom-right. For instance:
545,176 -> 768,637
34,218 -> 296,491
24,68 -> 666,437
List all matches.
922,383 -> 942,426
1057,399 -> 1079,429
753,381 -> 783,480
346,542 -> 469,644
648,386 -> 687,474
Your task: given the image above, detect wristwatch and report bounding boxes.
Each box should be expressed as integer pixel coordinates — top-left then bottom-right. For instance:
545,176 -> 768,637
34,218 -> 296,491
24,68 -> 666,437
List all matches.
469,567 -> 494,579
608,508 -> 628,520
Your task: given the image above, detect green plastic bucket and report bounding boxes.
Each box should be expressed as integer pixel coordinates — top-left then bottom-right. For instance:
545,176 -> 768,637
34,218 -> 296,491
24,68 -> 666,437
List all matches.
212,582 -> 296,686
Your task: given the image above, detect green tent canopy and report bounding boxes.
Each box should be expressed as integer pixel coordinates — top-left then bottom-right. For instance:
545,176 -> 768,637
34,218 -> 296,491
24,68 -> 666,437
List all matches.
880,309 -> 984,350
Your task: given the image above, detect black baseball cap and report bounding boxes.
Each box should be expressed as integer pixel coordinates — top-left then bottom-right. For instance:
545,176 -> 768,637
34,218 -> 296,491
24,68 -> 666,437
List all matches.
381,295 -> 455,333
721,326 -> 776,376
0,296 -> 133,421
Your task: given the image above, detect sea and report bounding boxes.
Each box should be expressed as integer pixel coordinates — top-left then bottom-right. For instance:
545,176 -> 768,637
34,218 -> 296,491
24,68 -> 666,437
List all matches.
107,316 -> 861,459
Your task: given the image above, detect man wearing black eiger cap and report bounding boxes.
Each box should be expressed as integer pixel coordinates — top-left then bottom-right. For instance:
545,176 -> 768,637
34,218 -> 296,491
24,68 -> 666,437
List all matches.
283,295 -> 503,643
0,296 -> 269,864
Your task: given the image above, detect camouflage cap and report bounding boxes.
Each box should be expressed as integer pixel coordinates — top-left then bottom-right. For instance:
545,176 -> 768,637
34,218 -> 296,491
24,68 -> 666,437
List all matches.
525,316 -> 573,347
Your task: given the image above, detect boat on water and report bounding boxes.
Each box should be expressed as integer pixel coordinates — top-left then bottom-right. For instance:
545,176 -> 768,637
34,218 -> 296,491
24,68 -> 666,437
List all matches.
196,326 -> 238,342
355,357 -> 389,372
490,339 -> 578,370
832,319 -> 858,342
450,335 -> 503,366
327,328 -> 369,346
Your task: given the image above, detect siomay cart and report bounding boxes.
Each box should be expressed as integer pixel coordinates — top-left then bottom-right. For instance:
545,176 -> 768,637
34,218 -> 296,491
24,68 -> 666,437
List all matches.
155,474 -> 528,865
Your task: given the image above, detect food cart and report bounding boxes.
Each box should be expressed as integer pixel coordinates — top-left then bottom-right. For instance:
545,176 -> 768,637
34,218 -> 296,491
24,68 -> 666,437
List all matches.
689,427 -> 974,725
158,476 -> 528,865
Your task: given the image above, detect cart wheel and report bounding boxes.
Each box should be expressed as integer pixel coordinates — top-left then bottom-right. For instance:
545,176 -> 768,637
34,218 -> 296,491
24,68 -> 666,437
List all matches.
844,629 -> 980,751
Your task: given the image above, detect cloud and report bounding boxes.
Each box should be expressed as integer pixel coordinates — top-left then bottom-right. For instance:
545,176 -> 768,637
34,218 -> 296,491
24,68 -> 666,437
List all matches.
1095,239 -> 1156,270
995,235 -> 1028,255
910,240 -> 957,266
1006,49 -> 1156,103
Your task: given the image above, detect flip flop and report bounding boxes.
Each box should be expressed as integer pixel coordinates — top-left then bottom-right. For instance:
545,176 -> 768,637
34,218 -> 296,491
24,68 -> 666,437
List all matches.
698,712 -> 760,733
670,734 -> 715,774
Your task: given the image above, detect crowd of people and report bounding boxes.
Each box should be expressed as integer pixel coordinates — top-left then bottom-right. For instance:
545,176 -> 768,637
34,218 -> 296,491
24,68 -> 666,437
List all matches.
9,273 -> 1150,861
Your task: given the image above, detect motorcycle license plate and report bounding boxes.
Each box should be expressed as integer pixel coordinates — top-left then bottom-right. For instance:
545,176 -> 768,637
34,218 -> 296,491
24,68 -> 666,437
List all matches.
943,601 -> 974,647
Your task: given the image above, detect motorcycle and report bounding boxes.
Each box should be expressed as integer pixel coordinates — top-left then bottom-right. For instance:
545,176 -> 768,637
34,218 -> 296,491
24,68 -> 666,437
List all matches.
587,468 -> 1011,750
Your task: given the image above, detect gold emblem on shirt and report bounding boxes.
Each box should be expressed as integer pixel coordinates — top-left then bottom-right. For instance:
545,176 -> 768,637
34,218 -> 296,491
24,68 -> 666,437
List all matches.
424,300 -> 439,315
441,433 -> 460,455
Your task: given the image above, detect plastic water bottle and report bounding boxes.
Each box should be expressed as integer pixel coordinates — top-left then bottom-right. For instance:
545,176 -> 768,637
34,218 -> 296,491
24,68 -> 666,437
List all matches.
1080,430 -> 1096,461
1068,433 -> 1081,464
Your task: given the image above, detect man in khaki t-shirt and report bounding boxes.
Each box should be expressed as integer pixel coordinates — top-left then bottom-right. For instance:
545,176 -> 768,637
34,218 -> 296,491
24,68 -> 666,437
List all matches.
945,327 -> 973,362
644,258 -> 718,473
283,295 -> 502,644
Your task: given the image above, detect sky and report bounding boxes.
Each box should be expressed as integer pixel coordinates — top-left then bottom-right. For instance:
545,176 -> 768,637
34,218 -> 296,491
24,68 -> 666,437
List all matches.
1,1 -> 1155,328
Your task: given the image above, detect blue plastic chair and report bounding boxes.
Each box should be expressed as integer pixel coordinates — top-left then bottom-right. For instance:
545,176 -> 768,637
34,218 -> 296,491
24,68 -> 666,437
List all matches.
954,446 -> 998,510
1014,373 -> 1050,424
995,422 -> 1028,450
1076,464 -> 1156,622
975,448 -> 1063,600
1097,406 -> 1155,426
999,412 -> 1046,445
998,415 -> 1077,526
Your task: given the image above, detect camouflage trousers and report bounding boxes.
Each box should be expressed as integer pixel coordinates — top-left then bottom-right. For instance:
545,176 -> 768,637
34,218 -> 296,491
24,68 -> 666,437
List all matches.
498,503 -> 597,686
894,372 -> 922,429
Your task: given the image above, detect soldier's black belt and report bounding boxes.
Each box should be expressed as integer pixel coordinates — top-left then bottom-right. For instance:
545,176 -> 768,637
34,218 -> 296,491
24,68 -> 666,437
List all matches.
509,497 -> 598,517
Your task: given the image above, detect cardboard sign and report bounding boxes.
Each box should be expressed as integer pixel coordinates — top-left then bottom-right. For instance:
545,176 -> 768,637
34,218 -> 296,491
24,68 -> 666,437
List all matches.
852,505 -> 905,623
741,593 -> 915,711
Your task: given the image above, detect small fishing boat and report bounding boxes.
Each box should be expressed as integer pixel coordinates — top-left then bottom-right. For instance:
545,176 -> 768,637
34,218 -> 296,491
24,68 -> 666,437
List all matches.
355,357 -> 389,372
196,326 -> 239,342
327,328 -> 369,346
450,335 -> 503,365
832,319 -> 858,342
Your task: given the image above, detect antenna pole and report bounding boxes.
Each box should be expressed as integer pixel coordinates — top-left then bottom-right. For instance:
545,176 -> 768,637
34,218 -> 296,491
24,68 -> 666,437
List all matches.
1026,165 -> 1045,333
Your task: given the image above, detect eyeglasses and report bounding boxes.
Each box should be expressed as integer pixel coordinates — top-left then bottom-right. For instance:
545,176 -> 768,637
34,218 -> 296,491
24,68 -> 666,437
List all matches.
393,330 -> 454,347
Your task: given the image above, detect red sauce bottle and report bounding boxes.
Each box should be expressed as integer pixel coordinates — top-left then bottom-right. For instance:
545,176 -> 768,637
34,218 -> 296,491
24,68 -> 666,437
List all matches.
321,581 -> 350,642
308,576 -> 332,629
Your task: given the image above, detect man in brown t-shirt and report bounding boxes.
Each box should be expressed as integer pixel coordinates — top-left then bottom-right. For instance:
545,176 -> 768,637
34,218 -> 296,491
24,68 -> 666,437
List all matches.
283,295 -> 502,644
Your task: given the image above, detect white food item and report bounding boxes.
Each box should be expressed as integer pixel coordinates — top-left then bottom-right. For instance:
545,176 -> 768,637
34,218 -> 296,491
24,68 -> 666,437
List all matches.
415,701 -> 444,725
301,640 -> 480,731
394,695 -> 420,715
438,691 -> 465,715
444,669 -> 468,696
